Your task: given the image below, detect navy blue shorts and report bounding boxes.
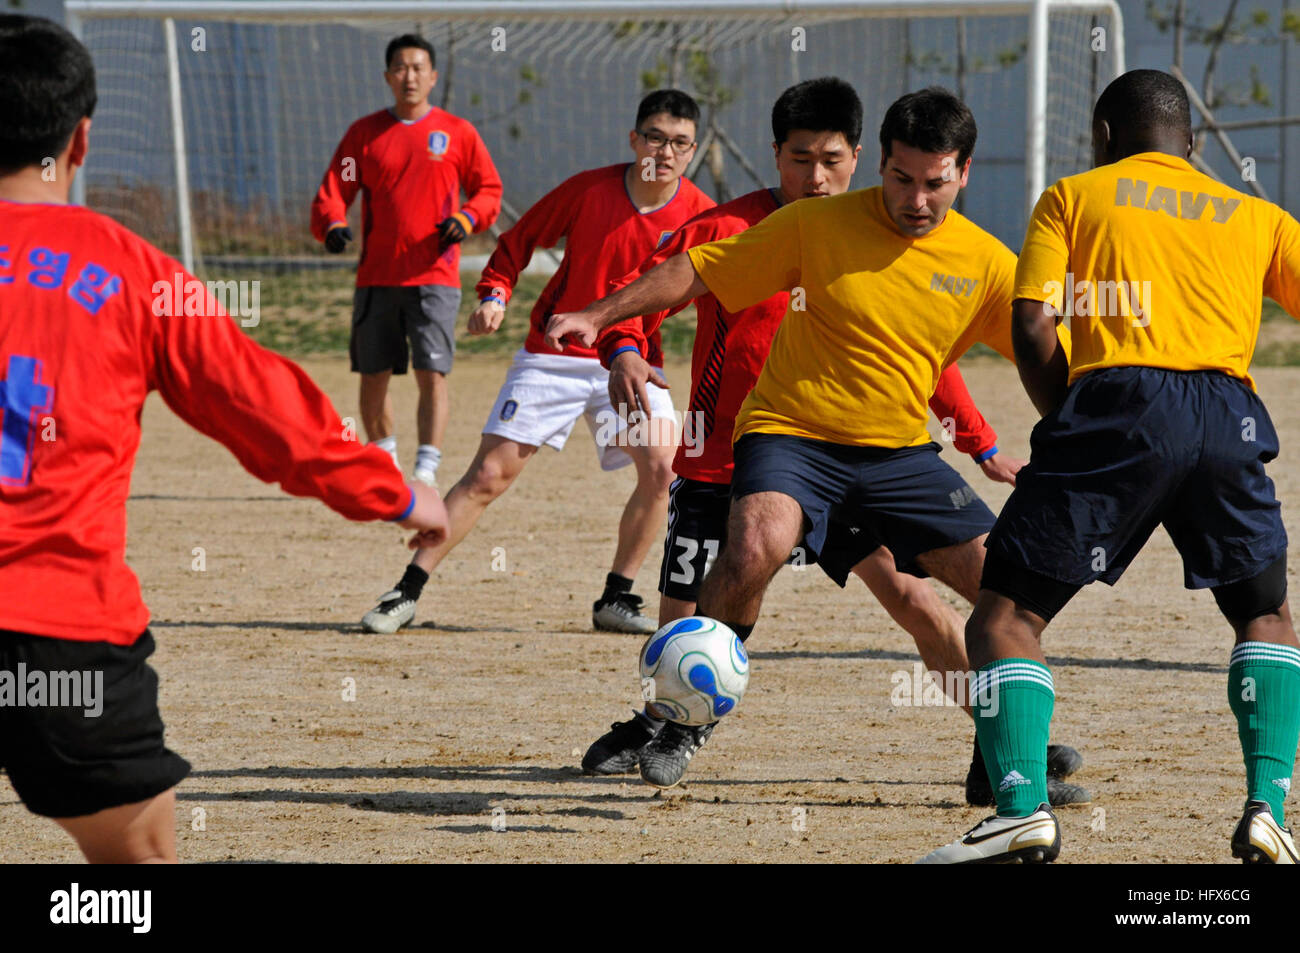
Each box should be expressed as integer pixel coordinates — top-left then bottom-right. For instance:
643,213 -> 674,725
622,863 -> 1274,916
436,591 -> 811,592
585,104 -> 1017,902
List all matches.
987,367 -> 1287,591
731,433 -> 996,584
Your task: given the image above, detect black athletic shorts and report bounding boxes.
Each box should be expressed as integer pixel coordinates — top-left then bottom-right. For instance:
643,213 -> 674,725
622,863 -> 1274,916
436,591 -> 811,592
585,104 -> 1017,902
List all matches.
986,367 -> 1288,592
0,629 -> 191,818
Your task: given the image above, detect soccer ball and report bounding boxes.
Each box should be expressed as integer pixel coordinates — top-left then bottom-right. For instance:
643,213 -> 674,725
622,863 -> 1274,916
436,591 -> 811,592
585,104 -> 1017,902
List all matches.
639,616 -> 749,726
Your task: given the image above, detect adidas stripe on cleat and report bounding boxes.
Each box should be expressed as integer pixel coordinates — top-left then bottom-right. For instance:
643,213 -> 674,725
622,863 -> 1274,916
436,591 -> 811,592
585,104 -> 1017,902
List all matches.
639,720 -> 715,789
1231,801 -> 1299,864
918,803 -> 1061,864
360,589 -> 417,634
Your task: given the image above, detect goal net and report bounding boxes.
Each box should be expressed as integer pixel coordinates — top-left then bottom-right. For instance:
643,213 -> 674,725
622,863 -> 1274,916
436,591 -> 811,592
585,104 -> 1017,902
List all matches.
66,0 -> 1124,323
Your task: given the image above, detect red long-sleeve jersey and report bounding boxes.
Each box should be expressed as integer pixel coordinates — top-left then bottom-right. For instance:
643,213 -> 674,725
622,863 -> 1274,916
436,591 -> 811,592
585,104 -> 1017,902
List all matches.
476,163 -> 714,362
596,188 -> 997,484
0,201 -> 414,645
311,106 -> 502,288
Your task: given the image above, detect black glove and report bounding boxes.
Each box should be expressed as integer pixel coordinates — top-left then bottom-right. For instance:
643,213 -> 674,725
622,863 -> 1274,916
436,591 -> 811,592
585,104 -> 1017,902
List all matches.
324,226 -> 352,254
436,215 -> 469,246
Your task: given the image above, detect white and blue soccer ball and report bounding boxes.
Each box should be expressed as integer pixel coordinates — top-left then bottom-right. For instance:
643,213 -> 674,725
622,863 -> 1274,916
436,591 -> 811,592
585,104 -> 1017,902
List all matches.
639,616 -> 749,726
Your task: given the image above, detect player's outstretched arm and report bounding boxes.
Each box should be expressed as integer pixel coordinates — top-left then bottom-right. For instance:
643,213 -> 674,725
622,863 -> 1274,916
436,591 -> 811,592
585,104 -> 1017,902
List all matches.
402,483 -> 449,549
1011,298 -> 1070,416
929,363 -> 1024,486
544,253 -> 707,351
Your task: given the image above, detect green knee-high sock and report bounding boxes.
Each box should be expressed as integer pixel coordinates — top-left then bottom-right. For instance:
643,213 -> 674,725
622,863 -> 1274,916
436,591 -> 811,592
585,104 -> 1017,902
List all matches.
1227,642 -> 1300,824
972,658 -> 1055,817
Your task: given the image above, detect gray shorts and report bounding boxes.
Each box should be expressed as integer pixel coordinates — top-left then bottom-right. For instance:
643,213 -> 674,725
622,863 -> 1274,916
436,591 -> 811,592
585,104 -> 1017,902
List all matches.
350,284 -> 461,375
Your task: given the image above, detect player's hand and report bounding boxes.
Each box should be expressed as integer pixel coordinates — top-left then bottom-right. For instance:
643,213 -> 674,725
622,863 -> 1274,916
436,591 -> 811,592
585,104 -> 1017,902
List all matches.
436,215 -> 469,246
324,226 -> 352,254
544,310 -> 600,351
978,451 -> 1025,486
609,349 -> 669,421
468,300 -> 505,336
400,482 -> 449,549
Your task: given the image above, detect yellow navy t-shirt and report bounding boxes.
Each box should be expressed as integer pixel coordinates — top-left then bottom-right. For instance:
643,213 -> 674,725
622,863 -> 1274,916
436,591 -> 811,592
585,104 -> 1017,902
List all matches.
686,186 -> 1024,448
1015,151 -> 1300,387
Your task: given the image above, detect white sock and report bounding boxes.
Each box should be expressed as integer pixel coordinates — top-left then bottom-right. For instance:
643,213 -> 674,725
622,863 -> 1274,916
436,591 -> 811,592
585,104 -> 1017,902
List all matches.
373,435 -> 398,469
415,444 -> 441,475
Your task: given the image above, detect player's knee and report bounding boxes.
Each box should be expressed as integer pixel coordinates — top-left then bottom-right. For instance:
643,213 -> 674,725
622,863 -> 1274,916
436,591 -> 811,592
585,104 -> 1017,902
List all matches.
463,459 -> 512,501
645,456 -> 675,490
1211,556 -> 1287,625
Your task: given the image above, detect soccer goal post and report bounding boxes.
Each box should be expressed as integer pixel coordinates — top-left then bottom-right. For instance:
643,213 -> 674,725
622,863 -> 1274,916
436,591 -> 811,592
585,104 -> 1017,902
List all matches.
64,0 -> 1123,303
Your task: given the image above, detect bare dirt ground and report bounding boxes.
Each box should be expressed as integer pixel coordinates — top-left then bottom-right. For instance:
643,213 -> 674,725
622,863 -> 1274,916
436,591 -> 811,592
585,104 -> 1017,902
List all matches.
4,355 -> 1298,864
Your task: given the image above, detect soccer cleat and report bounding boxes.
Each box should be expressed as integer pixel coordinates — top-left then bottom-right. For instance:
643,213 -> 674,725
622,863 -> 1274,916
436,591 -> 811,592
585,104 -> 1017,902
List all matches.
592,592 -> 657,635
918,803 -> 1060,864
1046,743 -> 1084,779
412,467 -> 438,489
360,588 -> 417,634
1231,800 -> 1298,864
965,744 -> 1088,807
639,720 -> 715,788
581,713 -> 662,775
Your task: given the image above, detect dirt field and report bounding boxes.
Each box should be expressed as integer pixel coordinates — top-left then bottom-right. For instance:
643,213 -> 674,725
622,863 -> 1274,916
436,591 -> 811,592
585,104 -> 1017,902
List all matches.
4,355 -> 1297,864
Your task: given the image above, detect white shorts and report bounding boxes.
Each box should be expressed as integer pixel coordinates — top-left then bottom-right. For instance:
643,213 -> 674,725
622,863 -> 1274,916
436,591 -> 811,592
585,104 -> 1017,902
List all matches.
483,348 -> 677,471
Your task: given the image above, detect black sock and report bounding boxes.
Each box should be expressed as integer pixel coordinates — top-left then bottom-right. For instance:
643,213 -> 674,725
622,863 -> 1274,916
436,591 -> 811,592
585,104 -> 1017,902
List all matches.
727,622 -> 755,643
601,572 -> 634,601
398,564 -> 429,600
969,733 -> 988,779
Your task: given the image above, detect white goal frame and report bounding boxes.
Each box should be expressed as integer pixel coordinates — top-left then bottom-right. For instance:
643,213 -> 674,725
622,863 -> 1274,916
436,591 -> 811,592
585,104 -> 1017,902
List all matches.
64,0 -> 1125,272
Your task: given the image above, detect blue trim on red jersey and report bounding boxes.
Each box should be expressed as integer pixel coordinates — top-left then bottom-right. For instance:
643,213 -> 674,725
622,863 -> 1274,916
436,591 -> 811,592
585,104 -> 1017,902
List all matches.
391,485 -> 416,522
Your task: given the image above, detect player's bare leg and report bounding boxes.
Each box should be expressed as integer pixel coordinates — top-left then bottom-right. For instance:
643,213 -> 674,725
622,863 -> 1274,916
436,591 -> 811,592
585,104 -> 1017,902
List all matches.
638,491 -> 801,788
658,595 -> 696,627
412,369 -> 448,486
912,534 -> 987,603
696,491 -> 804,629
594,416 -> 676,634
899,543 -> 1086,805
359,371 -> 395,441
361,435 -> 536,632
851,546 -> 970,712
55,789 -> 177,864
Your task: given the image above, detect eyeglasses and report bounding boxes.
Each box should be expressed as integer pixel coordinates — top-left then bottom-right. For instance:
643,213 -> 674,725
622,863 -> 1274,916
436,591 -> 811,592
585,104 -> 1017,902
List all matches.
637,129 -> 696,154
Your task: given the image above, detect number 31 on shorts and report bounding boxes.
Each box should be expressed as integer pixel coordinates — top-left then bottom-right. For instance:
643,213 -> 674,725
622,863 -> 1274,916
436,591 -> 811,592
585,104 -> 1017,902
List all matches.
669,537 -> 720,585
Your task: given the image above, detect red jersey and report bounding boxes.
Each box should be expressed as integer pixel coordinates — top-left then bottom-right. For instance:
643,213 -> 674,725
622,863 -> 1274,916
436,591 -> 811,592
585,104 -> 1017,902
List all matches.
311,106 -> 502,288
476,163 -> 714,362
0,201 -> 414,646
596,188 -> 998,483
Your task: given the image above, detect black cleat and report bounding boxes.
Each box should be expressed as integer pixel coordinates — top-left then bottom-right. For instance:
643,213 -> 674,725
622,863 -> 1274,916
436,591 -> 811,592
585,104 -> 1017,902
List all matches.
639,721 -> 716,789
966,741 -> 1090,807
581,713 -> 662,775
1046,744 -> 1084,779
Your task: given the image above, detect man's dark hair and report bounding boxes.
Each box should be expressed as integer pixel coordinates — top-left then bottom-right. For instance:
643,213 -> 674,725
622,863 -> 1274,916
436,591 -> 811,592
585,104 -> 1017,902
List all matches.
0,15 -> 97,176
635,89 -> 700,129
879,87 -> 977,166
385,33 -> 435,71
1093,69 -> 1191,140
772,77 -> 863,147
